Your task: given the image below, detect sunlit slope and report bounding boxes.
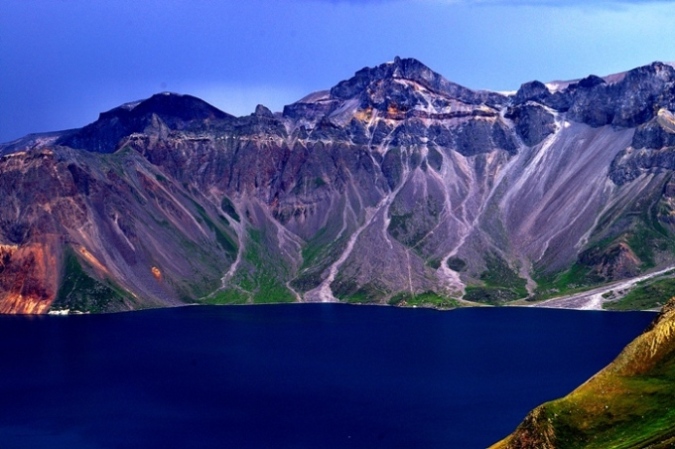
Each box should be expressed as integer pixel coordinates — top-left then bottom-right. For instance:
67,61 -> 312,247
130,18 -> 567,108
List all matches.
492,298 -> 675,449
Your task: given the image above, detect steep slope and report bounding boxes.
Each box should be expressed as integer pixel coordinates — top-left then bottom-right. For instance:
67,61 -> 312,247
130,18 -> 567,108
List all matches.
0,145 -> 238,313
491,297 -> 675,449
4,57 -> 675,313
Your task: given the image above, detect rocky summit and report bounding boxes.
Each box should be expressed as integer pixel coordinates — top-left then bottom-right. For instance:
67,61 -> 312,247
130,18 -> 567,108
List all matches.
4,57 -> 675,313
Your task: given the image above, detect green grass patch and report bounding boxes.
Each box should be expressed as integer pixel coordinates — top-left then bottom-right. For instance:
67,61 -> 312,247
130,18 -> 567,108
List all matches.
333,280 -> 386,303
481,253 -> 527,294
532,263 -> 596,300
500,294 -> 675,448
388,212 -> 416,243
192,200 -> 238,258
252,275 -> 296,304
467,252 -> 528,304
52,249 -> 133,313
223,228 -> 296,304
290,271 -> 324,293
342,289 -> 372,304
533,190 -> 675,302
539,355 -> 675,449
446,257 -> 466,272
387,197 -> 442,248
292,222 -> 350,293
389,291 -> 460,308
628,225 -> 670,270
300,226 -> 330,270
426,146 -> 443,171
203,289 -> 249,305
426,258 -> 441,270
464,286 -> 520,305
299,226 -> 349,271
220,196 -> 240,222
604,277 -> 675,311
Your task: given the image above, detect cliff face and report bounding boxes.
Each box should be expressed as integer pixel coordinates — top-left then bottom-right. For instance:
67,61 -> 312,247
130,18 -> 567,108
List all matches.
491,297 -> 675,449
4,58 -> 675,313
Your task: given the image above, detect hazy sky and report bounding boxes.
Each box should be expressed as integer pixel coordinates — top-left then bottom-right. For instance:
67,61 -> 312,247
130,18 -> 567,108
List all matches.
2,0 -> 675,143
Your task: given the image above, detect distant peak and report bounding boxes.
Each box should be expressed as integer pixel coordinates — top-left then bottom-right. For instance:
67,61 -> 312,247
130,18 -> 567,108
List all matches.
127,92 -> 232,122
55,92 -> 234,153
254,104 -> 274,117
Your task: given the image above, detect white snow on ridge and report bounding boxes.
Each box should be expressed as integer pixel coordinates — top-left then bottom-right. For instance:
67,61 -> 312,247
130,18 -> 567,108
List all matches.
295,90 -> 331,104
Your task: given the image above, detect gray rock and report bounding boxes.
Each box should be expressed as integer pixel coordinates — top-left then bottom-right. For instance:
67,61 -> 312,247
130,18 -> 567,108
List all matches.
505,103 -> 556,146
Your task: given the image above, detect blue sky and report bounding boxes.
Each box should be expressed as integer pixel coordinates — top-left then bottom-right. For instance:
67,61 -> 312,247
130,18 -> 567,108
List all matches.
2,0 -> 675,143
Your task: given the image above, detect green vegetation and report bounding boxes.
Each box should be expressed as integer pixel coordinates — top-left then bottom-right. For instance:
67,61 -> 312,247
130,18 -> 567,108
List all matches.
481,253 -> 527,294
332,279 -> 386,303
426,146 -> 443,172
202,288 -> 249,305
628,225 -> 670,271
192,200 -> 238,258
388,212 -> 417,244
533,262 -> 595,300
627,194 -> 674,270
245,229 -> 296,303
291,221 -> 349,293
52,249 -> 133,313
154,173 -> 168,183
220,196 -> 240,222
299,226 -> 330,270
446,257 -> 467,272
388,197 -> 441,248
532,188 -> 675,302
604,277 -> 675,311
216,228 -> 296,304
495,301 -> 675,449
534,233 -> 671,303
388,291 -> 460,309
251,275 -> 296,304
538,361 -> 675,448
426,258 -> 441,270
465,253 -> 528,304
342,289 -> 375,304
289,271 -> 324,293
464,286 -> 521,304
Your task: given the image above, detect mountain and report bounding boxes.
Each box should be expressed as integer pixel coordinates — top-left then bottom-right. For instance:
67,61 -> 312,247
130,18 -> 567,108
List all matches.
491,296 -> 675,448
3,57 -> 675,313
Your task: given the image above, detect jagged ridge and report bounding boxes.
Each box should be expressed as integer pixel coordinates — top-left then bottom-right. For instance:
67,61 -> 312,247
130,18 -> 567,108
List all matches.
3,58 -> 675,313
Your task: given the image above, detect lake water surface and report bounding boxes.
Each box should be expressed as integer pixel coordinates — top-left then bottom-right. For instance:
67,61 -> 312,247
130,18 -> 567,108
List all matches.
0,304 -> 654,448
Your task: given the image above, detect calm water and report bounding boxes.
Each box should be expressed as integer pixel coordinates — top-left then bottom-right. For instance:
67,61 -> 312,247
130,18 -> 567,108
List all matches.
0,304 -> 653,448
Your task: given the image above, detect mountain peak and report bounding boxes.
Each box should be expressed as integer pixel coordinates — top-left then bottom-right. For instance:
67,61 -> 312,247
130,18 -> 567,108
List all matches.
388,56 -> 433,78
329,57 -> 506,107
128,92 -> 230,122
56,92 -> 234,153
329,56 -> 431,100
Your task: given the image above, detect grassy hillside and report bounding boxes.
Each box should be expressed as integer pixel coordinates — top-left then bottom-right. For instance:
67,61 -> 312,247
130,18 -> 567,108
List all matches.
491,298 -> 675,449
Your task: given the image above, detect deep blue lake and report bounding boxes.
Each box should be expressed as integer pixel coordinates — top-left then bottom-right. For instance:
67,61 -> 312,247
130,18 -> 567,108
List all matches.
0,304 -> 654,448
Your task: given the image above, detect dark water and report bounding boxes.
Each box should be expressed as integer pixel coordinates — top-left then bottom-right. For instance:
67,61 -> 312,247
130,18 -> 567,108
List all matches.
0,304 -> 654,449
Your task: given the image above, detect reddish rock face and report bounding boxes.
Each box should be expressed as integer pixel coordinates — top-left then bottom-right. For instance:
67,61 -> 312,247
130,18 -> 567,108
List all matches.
0,240 -> 59,314
4,58 -> 675,313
